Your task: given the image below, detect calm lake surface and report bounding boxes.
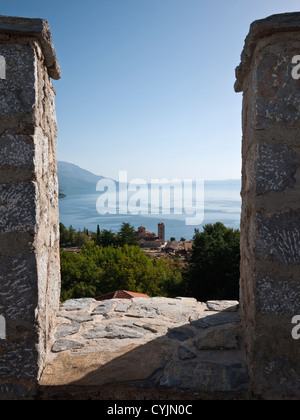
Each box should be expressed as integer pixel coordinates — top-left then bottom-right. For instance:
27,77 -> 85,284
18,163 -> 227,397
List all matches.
59,180 -> 241,240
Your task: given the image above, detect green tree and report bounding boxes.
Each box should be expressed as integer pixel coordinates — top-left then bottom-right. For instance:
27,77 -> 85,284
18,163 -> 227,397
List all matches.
75,231 -> 90,248
60,248 -> 104,300
59,223 -> 69,246
68,226 -> 76,246
60,244 -> 185,301
100,229 -> 117,247
184,223 -> 240,301
96,225 -> 101,245
60,224 -> 90,249
117,223 -> 139,246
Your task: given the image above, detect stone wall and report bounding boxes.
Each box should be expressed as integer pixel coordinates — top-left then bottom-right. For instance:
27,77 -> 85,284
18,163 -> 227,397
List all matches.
0,16 -> 61,399
39,297 -> 249,400
235,12 -> 300,399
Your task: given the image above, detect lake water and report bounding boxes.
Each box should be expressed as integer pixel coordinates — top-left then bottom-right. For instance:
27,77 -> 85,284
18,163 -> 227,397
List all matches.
59,180 -> 241,240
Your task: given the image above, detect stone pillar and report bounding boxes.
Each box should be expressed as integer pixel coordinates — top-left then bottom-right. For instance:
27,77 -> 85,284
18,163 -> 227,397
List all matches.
0,16 -> 61,399
235,13 -> 300,399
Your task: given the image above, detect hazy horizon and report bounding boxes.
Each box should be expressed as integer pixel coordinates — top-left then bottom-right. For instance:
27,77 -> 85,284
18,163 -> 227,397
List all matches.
58,160 -> 242,183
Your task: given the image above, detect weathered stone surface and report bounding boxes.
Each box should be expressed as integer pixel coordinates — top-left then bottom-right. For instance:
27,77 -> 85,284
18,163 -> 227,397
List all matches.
235,12 -> 300,92
160,361 -> 249,393
167,327 -> 196,342
254,47 -> 300,129
0,15 -> 61,79
257,211 -> 300,265
61,299 -> 96,312
83,325 -> 144,340
82,320 -> 150,340
82,326 -> 106,340
178,346 -> 197,361
175,297 -> 198,306
125,297 -> 194,324
52,340 -> 85,353
92,301 -> 115,315
123,297 -> 195,323
256,143 -> 299,194
0,16 -> 61,400
0,182 -> 38,234
195,325 -> 240,351
54,324 -> 81,339
0,45 -> 37,116
113,320 -> 149,333
236,12 -> 300,400
0,334 -> 39,380
125,302 -> 159,319
104,326 -> 144,340
256,274 -> 300,316
191,313 -> 240,329
133,322 -> 159,333
114,301 -> 131,313
58,313 -> 93,324
206,301 -> 239,312
41,340 -> 174,387
40,297 -> 247,399
0,253 -> 38,320
157,303 -> 194,321
0,134 -> 34,169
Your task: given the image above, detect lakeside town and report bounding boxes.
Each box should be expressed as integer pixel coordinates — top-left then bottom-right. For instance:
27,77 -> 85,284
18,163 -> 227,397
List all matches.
136,223 -> 193,263
62,222 -> 194,266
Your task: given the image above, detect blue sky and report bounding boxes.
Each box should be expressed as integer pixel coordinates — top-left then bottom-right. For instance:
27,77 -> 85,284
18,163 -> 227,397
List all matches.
2,0 -> 300,180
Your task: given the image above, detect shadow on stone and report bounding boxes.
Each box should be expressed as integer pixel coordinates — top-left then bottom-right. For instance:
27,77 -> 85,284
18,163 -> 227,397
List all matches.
39,310 -> 249,400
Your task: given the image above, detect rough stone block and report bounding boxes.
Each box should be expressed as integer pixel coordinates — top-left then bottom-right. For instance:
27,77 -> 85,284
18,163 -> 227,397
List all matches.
206,301 -> 239,312
167,326 -> 196,342
194,325 -> 240,351
0,182 -> 38,234
52,340 -> 85,353
58,313 -> 93,324
256,274 -> 300,316
256,143 -> 299,194
0,134 -> 34,169
191,313 -> 240,329
160,361 -> 249,393
0,45 -> 36,117
178,346 -> 197,361
61,299 -> 96,312
254,45 -> 300,130
0,252 -> 37,321
92,301 -> 115,315
54,324 -> 81,340
256,210 -> 300,265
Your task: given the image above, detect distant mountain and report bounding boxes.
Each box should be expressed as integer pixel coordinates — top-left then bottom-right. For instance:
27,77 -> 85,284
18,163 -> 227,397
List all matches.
58,161 -> 105,196
58,161 -> 241,199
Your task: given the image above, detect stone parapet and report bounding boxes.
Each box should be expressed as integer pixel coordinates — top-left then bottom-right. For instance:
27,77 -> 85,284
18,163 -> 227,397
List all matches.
0,15 -> 61,400
39,297 -> 249,400
0,15 -> 61,79
235,12 -> 300,399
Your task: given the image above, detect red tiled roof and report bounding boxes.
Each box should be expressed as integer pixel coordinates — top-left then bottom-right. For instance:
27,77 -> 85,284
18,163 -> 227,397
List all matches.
125,291 -> 150,298
96,290 -> 150,301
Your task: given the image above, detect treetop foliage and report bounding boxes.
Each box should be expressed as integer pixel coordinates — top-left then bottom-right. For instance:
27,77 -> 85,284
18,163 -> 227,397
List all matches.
59,221 -> 240,303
